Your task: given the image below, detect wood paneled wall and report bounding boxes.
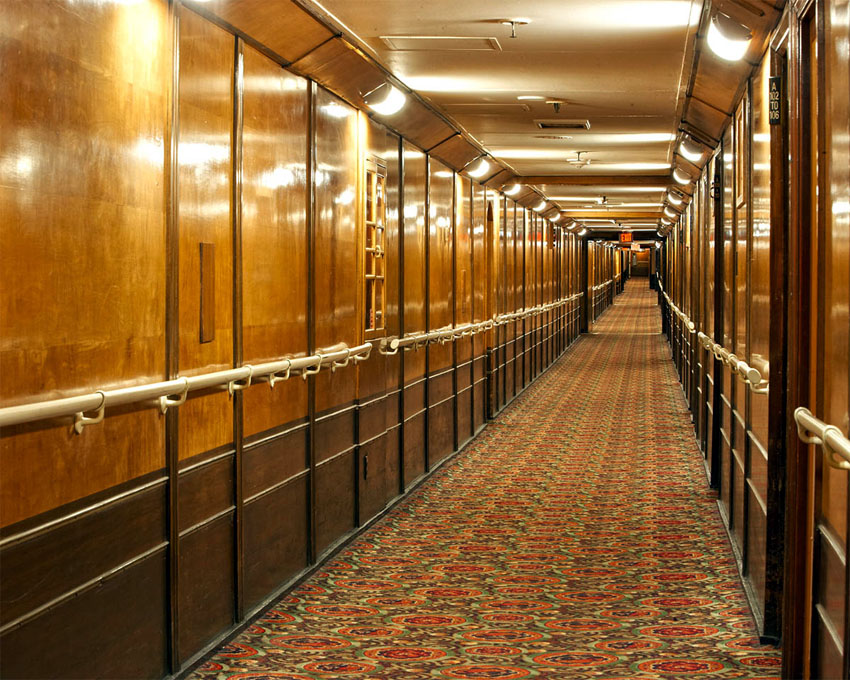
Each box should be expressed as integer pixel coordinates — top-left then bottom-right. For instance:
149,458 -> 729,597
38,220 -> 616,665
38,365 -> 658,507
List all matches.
0,4 -> 594,678
657,6 -> 850,653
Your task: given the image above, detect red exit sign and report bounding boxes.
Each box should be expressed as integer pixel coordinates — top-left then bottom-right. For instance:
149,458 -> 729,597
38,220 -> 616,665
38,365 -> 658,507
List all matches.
619,232 -> 633,243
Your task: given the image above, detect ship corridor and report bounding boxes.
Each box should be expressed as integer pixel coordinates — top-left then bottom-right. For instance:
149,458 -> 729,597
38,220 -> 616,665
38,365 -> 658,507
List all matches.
4,0 -> 850,677
188,282 -> 781,679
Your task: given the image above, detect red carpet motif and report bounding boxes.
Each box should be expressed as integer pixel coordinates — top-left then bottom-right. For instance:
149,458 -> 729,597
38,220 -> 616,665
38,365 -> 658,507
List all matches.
190,281 -> 780,679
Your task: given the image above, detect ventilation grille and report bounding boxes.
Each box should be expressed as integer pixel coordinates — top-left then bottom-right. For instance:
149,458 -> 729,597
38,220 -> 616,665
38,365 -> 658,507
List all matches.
535,119 -> 591,130
380,36 -> 502,51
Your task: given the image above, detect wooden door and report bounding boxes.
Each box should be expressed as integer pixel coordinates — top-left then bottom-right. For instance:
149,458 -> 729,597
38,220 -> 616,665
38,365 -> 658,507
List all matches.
785,0 -> 850,676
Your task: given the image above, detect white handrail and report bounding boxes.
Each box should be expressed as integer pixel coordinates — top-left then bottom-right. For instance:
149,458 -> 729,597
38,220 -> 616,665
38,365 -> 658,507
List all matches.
380,294 -> 581,352
795,407 -> 850,470
695,331 -> 767,394
0,342 -> 370,432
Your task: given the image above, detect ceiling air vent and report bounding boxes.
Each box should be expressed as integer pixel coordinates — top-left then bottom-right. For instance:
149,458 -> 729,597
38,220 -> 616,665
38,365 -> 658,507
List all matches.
380,36 -> 502,51
535,119 -> 591,130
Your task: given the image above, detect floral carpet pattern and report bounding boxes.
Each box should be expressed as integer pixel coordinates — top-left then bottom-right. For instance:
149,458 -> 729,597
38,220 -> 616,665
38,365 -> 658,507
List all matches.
190,282 -> 781,679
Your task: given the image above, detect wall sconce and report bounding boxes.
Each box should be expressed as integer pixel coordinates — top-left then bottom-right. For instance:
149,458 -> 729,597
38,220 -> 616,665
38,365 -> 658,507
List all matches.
707,13 -> 752,62
673,168 -> 692,185
465,157 -> 491,178
364,83 -> 406,116
678,137 -> 704,162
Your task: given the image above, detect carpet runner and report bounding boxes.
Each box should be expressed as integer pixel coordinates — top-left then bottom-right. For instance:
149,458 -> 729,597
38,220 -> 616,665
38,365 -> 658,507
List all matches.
189,281 -> 781,679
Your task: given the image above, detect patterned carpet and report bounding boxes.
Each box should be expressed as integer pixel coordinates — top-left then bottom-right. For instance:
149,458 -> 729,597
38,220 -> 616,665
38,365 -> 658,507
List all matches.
189,281 -> 781,679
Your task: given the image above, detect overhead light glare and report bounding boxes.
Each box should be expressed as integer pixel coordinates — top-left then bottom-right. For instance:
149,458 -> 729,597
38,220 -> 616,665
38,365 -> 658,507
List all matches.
503,183 -> 521,196
673,168 -> 692,185
663,207 -> 677,219
578,228 -> 587,236
517,95 -> 545,101
534,200 -> 547,212
707,13 -> 752,62
678,139 -> 703,162
466,158 -> 490,178
667,192 -> 683,205
365,84 -> 406,116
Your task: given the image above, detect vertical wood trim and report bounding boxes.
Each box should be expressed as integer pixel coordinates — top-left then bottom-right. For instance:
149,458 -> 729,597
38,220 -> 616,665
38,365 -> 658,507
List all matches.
710,151 -> 724,490
451,172 -> 459,450
580,237 -> 588,333
164,1 -> 181,673
423,154 -> 431,472
764,36 -> 790,645
307,80 -> 318,564
231,36 -> 245,622
469,179 -> 476,430
397,137 -> 405,496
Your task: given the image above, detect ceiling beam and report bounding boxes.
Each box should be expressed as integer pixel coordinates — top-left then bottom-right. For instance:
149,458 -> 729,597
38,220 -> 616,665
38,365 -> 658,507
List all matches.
517,175 -> 671,187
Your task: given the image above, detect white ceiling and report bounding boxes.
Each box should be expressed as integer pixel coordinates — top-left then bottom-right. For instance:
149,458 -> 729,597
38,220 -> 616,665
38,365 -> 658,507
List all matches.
310,0 -> 704,229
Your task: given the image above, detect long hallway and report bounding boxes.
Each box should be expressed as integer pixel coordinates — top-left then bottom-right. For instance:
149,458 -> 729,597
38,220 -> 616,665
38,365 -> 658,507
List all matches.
190,282 -> 780,679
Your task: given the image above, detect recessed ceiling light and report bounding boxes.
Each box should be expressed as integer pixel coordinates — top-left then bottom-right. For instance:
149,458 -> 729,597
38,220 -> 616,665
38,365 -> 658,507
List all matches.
664,207 -> 677,218
534,200 -> 547,212
667,192 -> 683,205
503,184 -> 521,196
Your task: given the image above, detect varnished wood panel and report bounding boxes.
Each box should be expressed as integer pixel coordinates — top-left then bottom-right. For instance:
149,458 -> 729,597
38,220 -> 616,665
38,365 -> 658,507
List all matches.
457,388 -> 472,446
359,435 -> 389,523
0,480 -> 166,628
314,450 -> 355,555
429,159 -> 454,372
201,0 -> 334,62
429,400 -> 454,465
360,396 -> 388,443
404,380 -> 426,420
0,0 -> 169,525
243,425 -> 308,498
382,132 -> 402,394
290,39 -> 385,109
243,474 -> 309,609
178,514 -> 235,660
0,549 -> 167,680
315,406 -> 356,464
429,135 -> 480,173
403,411 -> 425,486
177,11 -> 234,460
178,451 -> 234,531
314,89 -> 359,413
241,46 -> 309,437
403,144 -> 427,380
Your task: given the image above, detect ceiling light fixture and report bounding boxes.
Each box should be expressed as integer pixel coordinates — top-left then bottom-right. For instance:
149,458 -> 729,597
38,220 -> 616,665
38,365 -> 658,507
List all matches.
578,228 -> 587,236
364,84 -> 406,116
466,157 -> 491,178
534,200 -> 547,212
517,95 -> 545,101
673,168 -> 692,185
503,183 -> 521,196
500,17 -> 531,38
707,13 -> 752,62
667,192 -> 683,205
678,138 -> 703,162
663,207 -> 677,219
